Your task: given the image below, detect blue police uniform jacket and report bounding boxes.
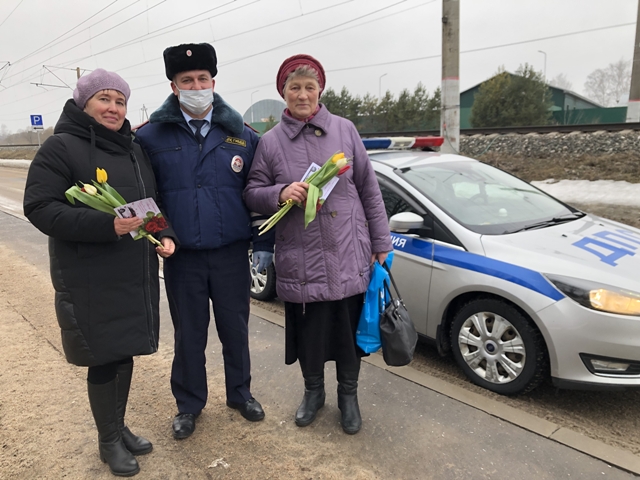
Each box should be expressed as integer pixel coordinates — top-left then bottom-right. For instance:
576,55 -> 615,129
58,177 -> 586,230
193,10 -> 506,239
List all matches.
135,93 -> 273,253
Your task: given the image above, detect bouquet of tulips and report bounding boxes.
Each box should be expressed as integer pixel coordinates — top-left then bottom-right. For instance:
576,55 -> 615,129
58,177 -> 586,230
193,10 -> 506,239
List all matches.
259,152 -> 351,235
65,168 -> 164,246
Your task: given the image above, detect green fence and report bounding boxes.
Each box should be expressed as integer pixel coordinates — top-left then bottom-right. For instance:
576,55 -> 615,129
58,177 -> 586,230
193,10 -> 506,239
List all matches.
249,106 -> 629,134
551,106 -> 627,125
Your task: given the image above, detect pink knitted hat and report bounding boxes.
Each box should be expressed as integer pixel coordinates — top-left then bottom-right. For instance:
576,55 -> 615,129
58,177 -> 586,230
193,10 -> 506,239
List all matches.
73,68 -> 131,109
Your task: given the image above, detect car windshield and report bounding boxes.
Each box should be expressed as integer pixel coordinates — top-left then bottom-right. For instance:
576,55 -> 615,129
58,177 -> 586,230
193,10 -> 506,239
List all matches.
400,160 -> 578,235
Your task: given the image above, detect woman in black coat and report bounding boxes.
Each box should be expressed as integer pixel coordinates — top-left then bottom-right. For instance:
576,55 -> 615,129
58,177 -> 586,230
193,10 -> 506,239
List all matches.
23,69 -> 176,477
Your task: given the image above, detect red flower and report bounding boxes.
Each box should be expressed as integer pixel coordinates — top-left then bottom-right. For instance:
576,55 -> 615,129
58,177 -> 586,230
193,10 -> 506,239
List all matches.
316,200 -> 322,212
144,216 -> 168,234
337,165 -> 351,176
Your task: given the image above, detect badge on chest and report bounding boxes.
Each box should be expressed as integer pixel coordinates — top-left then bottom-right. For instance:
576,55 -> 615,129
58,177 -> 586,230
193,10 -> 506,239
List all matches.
231,155 -> 244,173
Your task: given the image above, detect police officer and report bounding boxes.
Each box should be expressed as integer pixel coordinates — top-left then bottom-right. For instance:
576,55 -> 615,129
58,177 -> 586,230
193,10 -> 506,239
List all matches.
135,43 -> 274,439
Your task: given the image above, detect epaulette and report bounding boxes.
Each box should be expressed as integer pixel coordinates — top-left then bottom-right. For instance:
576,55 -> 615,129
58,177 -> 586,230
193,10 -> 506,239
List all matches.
245,122 -> 259,134
131,120 -> 149,132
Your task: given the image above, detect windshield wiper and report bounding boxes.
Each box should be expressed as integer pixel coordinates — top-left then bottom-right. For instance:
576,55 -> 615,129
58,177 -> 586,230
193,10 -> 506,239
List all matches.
508,212 -> 586,233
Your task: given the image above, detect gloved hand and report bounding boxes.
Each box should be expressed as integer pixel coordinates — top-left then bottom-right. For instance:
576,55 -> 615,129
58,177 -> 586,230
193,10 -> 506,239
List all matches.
252,251 -> 274,273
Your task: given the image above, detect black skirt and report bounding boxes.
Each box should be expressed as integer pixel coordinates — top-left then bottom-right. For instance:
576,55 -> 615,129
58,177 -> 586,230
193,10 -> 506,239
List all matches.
284,294 -> 366,372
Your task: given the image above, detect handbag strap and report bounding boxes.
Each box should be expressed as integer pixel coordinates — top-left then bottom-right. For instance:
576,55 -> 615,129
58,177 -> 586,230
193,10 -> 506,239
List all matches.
382,262 -> 403,301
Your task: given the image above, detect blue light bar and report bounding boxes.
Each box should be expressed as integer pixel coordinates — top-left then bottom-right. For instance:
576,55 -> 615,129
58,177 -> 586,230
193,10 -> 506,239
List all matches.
362,138 -> 392,149
362,136 -> 445,150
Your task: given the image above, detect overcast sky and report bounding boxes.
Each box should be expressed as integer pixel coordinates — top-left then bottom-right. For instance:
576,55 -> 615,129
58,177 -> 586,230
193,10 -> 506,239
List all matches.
0,0 -> 636,133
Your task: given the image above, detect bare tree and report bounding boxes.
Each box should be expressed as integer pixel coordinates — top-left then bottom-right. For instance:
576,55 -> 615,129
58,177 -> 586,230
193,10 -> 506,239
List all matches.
584,58 -> 631,106
0,124 -> 9,142
609,58 -> 631,105
549,73 -> 573,91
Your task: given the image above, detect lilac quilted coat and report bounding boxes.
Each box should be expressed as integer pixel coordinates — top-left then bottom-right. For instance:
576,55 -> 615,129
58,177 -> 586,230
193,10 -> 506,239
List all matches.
244,105 -> 392,304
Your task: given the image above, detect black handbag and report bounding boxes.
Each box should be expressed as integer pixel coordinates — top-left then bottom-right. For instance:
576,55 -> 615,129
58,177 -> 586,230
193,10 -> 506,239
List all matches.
379,264 -> 418,367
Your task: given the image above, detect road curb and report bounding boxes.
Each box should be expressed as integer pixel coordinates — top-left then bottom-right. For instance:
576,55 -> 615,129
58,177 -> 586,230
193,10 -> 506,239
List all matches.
0,159 -> 31,169
249,303 -> 640,476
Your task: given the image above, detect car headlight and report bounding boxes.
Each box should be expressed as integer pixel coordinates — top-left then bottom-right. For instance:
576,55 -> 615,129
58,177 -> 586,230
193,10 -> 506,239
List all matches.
545,274 -> 640,316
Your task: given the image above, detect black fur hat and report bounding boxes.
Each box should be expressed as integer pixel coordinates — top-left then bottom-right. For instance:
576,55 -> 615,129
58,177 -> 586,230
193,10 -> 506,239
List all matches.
163,43 -> 217,80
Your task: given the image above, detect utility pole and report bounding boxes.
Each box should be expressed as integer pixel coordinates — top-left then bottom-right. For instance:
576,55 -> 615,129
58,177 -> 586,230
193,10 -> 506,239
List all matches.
441,0 -> 460,153
31,66 -> 85,89
627,0 -> 640,122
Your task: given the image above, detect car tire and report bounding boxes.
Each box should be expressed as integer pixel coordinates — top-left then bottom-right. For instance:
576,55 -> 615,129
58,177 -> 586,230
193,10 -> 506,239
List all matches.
450,297 -> 548,395
248,250 -> 277,301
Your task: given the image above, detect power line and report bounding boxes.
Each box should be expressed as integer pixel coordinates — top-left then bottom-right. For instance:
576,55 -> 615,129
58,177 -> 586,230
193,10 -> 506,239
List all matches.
76,0 -> 356,85
221,0 -> 410,67
60,0 -> 249,68
220,20 -> 634,95
463,21 -> 635,54
0,0 -> 24,29
1,0 -> 154,85
66,0 -> 357,67
36,0 -> 167,69
9,0 -> 120,66
1,0 -> 236,91
0,3 -> 635,116
120,0 -> 404,92
327,21 -> 637,73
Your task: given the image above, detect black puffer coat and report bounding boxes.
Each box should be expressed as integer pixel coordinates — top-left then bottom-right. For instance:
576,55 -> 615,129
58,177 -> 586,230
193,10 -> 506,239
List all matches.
24,99 -> 172,367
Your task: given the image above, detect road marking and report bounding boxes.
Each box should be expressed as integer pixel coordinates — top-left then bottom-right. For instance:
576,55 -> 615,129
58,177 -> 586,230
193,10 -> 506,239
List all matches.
0,194 -> 26,220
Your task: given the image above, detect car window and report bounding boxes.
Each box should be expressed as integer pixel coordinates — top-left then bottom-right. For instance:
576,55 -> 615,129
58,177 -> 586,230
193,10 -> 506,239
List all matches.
377,180 -> 462,246
379,184 -> 419,218
401,160 -> 576,235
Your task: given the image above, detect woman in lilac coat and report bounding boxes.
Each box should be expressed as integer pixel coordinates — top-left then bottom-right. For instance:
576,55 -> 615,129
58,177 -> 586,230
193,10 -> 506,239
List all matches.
244,54 -> 392,434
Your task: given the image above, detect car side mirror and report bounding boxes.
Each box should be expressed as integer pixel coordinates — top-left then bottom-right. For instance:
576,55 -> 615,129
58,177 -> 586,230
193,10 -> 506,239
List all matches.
389,212 -> 431,237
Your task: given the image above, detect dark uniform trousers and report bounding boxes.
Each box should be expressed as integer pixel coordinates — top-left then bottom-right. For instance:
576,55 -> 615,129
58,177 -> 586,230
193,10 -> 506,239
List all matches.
164,240 -> 252,415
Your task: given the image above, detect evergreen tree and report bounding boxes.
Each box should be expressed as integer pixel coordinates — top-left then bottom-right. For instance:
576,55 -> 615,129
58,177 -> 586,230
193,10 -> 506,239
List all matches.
320,88 -> 340,114
320,83 -> 441,132
470,64 -> 552,127
263,115 -> 278,134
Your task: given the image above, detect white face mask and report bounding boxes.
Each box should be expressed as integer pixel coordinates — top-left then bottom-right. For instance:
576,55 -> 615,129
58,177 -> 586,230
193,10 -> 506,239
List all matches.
177,88 -> 213,115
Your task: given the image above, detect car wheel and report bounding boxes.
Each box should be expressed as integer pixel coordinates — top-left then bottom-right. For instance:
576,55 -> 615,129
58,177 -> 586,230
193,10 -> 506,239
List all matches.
450,298 -> 548,395
248,250 -> 277,301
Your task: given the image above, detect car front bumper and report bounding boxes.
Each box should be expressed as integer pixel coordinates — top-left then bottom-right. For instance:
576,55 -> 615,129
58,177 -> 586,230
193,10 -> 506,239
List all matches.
538,298 -> 640,388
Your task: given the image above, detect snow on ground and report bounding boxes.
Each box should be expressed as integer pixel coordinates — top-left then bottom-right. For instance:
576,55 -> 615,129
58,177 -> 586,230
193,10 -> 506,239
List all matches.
532,179 -> 640,207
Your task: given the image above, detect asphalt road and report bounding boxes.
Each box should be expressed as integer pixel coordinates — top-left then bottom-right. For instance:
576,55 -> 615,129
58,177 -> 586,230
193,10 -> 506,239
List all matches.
0,165 -> 27,219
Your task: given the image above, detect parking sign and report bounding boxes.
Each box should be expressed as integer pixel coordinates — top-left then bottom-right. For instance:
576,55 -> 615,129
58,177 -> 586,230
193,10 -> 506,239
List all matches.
30,115 -> 43,129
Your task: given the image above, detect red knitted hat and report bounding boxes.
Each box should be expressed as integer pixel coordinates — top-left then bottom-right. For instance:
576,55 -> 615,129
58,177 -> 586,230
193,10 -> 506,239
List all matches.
276,54 -> 326,98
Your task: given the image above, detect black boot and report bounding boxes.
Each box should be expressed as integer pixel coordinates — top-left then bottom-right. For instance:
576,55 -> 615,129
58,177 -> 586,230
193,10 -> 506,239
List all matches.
87,379 -> 140,477
295,371 -> 325,427
337,363 -> 362,435
116,362 -> 153,455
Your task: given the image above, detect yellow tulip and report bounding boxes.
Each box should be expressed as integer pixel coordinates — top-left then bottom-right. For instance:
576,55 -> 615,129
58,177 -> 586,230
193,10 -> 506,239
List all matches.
83,184 -> 98,196
96,168 -> 108,184
335,157 -> 348,169
330,152 -> 345,164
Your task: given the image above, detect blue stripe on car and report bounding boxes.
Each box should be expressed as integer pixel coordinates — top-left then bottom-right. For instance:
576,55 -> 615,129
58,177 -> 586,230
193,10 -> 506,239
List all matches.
390,234 -> 564,301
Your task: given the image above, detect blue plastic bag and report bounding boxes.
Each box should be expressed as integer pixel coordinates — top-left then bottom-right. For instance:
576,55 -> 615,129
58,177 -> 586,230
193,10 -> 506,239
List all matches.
356,252 -> 394,354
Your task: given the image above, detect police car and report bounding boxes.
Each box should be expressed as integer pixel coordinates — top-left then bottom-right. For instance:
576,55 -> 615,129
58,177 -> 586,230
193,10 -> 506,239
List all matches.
251,136 -> 640,395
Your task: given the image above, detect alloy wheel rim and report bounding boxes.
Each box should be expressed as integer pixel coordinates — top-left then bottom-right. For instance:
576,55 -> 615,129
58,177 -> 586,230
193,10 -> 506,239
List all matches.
457,311 -> 526,384
250,269 -> 268,294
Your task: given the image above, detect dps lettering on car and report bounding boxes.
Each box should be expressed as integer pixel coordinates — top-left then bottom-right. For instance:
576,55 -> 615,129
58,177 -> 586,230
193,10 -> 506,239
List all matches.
231,155 -> 244,173
572,228 -> 640,266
